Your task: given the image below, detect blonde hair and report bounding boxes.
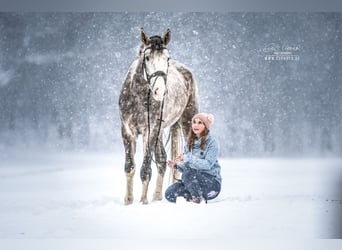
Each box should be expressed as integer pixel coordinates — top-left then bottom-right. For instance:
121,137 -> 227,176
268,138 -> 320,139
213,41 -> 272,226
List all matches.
187,127 -> 209,152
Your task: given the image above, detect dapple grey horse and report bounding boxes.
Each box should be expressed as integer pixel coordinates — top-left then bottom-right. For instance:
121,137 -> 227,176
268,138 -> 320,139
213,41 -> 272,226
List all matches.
119,28 -> 198,205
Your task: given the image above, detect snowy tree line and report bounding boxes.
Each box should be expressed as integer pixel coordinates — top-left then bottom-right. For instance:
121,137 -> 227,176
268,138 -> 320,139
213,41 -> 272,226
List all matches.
0,12 -> 341,157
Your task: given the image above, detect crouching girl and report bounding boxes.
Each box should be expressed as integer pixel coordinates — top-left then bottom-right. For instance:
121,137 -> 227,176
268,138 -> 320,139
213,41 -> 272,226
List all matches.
165,113 -> 222,204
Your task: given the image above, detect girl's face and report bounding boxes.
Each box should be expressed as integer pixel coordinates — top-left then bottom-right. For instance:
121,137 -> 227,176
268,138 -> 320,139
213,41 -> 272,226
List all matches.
192,118 -> 206,137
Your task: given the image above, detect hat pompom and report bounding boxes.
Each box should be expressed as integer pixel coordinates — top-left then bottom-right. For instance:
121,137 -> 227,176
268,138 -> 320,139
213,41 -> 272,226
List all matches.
207,114 -> 214,125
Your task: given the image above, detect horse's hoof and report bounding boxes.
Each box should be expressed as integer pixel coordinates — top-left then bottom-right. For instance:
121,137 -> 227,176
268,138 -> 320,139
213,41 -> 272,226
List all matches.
140,198 -> 149,205
124,196 -> 134,205
152,193 -> 163,201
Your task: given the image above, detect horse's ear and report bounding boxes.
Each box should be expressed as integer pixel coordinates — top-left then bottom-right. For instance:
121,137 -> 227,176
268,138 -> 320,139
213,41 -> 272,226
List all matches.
163,28 -> 171,46
140,28 -> 150,45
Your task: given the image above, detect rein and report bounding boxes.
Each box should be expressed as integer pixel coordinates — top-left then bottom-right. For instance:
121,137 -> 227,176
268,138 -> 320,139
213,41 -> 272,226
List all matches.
146,89 -> 165,152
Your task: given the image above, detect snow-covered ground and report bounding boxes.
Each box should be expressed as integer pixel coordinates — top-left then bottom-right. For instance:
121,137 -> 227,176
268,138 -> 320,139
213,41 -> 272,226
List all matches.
0,151 -> 342,242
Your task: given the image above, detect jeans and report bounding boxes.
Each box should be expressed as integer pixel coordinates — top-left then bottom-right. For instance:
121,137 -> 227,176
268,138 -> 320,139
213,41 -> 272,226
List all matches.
165,167 -> 221,203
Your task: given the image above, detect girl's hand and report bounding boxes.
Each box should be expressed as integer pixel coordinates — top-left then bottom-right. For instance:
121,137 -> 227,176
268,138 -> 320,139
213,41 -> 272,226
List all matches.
167,160 -> 176,169
175,153 -> 184,164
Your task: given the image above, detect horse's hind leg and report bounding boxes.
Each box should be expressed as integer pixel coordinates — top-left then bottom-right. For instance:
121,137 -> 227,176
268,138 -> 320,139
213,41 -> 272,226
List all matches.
170,122 -> 182,183
153,136 -> 167,201
122,126 -> 137,205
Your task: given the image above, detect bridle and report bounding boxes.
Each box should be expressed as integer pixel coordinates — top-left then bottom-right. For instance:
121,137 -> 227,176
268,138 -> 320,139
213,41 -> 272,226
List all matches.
141,45 -> 170,163
141,46 -> 169,94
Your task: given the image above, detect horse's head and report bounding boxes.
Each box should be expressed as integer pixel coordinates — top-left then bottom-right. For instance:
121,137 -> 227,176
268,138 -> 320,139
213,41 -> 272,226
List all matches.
140,28 -> 171,101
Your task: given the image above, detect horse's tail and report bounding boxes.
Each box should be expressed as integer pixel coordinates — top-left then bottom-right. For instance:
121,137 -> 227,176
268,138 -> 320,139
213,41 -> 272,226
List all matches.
168,122 -> 183,184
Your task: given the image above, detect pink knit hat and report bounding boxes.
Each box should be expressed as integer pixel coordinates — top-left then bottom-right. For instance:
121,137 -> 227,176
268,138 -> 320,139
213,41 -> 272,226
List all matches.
192,113 -> 215,129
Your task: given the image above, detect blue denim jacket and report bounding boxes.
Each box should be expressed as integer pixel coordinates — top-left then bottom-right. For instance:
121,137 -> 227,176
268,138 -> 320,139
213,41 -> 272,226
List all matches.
177,133 -> 222,184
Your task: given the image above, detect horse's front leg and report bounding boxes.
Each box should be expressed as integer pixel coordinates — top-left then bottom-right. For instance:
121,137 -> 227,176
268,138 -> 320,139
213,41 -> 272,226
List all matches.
153,136 -> 167,201
139,132 -> 152,204
122,126 -> 137,205
140,152 -> 152,204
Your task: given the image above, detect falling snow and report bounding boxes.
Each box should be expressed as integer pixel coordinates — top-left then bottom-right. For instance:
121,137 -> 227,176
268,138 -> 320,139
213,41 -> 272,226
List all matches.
0,13 -> 341,157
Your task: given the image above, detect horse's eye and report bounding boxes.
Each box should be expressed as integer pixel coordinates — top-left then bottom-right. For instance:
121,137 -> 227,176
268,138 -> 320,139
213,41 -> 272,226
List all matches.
145,56 -> 150,61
